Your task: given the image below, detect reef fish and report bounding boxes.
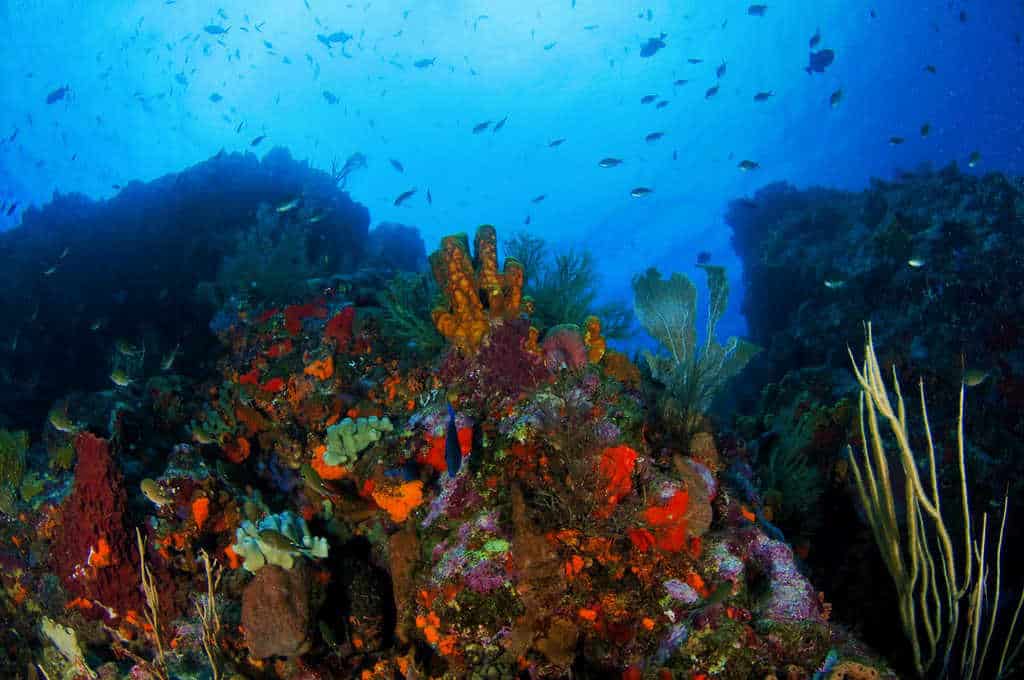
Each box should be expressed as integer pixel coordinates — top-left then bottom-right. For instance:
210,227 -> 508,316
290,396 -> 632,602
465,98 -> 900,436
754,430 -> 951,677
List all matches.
645,131 -> 665,142
738,159 -> 760,171
747,5 -> 767,16
413,57 -> 436,68
46,85 -> 70,104
639,33 -> 667,58
472,120 -> 492,133
390,158 -> 404,173
141,478 -> 173,506
598,157 -> 622,168
641,94 -> 658,104
323,90 -> 338,104
753,91 -> 774,102
445,402 -> 462,477
630,187 -> 653,198
204,25 -> 230,35
394,188 -> 417,206
805,48 -> 835,74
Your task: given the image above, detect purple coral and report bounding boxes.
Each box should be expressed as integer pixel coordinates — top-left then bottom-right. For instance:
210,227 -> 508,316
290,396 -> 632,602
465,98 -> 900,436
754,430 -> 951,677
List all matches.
541,324 -> 588,371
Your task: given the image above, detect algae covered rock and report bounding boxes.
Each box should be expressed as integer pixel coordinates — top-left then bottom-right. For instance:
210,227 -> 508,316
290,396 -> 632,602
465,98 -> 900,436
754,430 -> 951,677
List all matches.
232,510 -> 328,573
241,562 -> 314,658
324,415 -> 393,466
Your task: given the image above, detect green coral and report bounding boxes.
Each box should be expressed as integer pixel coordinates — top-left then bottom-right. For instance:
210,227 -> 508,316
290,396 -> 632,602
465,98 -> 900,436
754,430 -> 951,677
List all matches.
324,416 -> 393,466
503,232 -> 632,338
0,429 -> 28,515
377,271 -> 445,358
632,266 -> 761,440
232,511 -> 329,573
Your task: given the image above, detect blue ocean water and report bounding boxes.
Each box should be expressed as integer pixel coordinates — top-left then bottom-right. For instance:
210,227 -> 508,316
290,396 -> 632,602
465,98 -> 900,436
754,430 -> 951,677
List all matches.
3,1 -> 1020,340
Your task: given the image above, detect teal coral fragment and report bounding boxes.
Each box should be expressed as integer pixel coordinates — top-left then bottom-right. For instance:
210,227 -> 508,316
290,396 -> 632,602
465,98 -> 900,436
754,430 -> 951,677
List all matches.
232,510 -> 329,573
324,416 -> 393,466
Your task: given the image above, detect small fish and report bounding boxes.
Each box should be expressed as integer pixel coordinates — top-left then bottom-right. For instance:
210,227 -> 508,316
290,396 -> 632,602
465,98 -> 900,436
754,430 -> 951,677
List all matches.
630,187 -> 653,198
967,151 -> 981,168
394,188 -> 417,206
524,215 -> 531,224
687,58 -> 703,64
413,57 -> 436,68
235,120 -> 245,133
276,197 -> 300,212
656,100 -> 669,108
696,251 -> 712,264
645,131 -> 665,142
809,29 -> 821,48
6,202 -> 17,216
326,31 -> 351,43
889,136 -> 905,145
161,343 -> 180,371
639,33 -> 667,58
584,24 -> 599,31
641,94 -> 658,104
251,134 -> 266,146
543,41 -> 557,50
46,85 -> 70,104
174,72 -> 188,86
209,92 -> 223,102
390,159 -> 404,173
548,138 -> 566,147
753,90 -> 774,102
427,189 -> 432,205
89,318 -> 106,332
258,529 -> 302,552
924,64 -> 937,74
110,368 -> 133,387
472,120 -> 492,133
531,194 -> 546,203
920,122 -> 931,137
493,115 -> 509,132
907,258 -> 926,268
203,25 -> 230,35
738,159 -> 760,171
823,279 -> 846,289
445,402 -> 463,477
705,84 -> 719,99
829,89 -> 843,107
673,79 -> 689,86
959,10 -> 967,23
805,48 -> 835,75
963,369 -> 989,388
747,4 -> 767,16
716,61 -> 727,78
323,90 -> 338,104
141,478 -> 173,506
43,265 -> 58,276
48,408 -> 77,434
598,158 -> 622,168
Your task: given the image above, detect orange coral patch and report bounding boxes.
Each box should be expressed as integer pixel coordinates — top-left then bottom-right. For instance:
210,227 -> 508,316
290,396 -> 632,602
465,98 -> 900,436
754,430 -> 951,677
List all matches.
578,608 -> 598,622
224,543 -> 240,570
223,436 -> 251,463
371,480 -> 424,522
311,444 -> 347,480
598,445 -> 637,516
191,496 -> 210,530
88,537 -> 113,567
304,356 -> 334,380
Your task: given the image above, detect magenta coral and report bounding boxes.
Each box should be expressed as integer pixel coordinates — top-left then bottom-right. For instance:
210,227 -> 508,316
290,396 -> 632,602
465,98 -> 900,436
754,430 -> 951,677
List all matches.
51,432 -> 142,621
541,324 -> 588,371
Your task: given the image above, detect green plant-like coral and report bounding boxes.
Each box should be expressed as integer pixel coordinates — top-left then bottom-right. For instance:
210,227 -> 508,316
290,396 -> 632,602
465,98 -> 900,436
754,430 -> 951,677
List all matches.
324,416 -> 393,466
503,232 -> 632,338
633,265 -> 761,441
377,271 -> 445,358
0,429 -> 28,515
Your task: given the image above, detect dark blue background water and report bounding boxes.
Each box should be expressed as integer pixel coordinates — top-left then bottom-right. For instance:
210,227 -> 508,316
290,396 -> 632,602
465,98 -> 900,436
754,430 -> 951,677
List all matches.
1,0 -> 1021,342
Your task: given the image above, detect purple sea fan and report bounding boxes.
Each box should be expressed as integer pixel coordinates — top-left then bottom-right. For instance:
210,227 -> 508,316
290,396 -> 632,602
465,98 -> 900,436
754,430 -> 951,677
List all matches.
541,324 -> 588,371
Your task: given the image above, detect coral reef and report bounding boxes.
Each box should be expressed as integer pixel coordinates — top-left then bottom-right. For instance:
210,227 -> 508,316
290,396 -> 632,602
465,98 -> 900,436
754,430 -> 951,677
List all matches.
232,510 -> 329,572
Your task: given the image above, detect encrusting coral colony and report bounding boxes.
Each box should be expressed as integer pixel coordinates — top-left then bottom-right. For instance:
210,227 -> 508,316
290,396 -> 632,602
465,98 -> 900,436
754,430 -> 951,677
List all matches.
5,161 -> 1024,680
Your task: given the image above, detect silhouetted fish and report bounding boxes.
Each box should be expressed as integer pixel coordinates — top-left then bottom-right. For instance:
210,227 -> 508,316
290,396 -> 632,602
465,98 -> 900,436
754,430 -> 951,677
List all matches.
493,115 -> 509,132
250,134 -> 266,146
716,61 -> 727,78
697,251 -> 712,264
472,120 -> 491,133
445,403 -> 462,477
394,188 -> 417,206
323,90 -> 338,104
805,49 -> 835,74
204,25 -> 229,35
809,29 -> 821,48
548,138 -> 566,147
46,85 -> 70,104
414,57 -> 436,68
747,5 -> 767,16
390,159 -> 404,173
639,33 -> 667,58
753,91 -> 774,101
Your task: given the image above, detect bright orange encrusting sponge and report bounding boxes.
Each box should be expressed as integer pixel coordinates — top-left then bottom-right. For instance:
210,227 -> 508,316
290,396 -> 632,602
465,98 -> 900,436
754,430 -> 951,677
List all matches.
583,315 -> 606,363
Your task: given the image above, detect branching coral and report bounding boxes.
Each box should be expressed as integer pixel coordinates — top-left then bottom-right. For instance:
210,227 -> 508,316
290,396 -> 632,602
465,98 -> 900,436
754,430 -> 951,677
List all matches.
633,265 -> 760,441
